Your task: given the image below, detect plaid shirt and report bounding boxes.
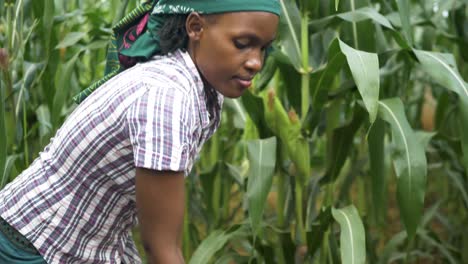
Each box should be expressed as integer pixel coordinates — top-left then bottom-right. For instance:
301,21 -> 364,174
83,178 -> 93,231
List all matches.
0,50 -> 223,263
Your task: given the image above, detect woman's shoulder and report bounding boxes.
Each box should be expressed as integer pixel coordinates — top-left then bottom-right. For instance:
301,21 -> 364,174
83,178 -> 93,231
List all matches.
133,50 -> 200,94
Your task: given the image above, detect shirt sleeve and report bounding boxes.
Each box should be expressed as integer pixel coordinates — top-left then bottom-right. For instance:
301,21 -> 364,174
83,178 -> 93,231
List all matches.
126,85 -> 192,172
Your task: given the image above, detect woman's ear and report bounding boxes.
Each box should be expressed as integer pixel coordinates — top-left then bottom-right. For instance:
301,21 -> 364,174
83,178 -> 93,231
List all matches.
186,12 -> 204,40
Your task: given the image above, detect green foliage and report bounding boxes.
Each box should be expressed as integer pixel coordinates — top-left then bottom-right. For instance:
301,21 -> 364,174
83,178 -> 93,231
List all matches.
1,0 -> 468,263
378,98 -> 427,241
339,39 -> 379,123
332,205 -> 366,264
246,138 -> 277,236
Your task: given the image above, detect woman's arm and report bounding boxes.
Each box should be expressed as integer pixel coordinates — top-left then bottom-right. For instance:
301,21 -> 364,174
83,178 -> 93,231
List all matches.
135,168 -> 185,264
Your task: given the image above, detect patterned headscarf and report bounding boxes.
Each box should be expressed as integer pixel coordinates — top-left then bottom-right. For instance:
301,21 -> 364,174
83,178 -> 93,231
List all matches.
74,0 -> 281,104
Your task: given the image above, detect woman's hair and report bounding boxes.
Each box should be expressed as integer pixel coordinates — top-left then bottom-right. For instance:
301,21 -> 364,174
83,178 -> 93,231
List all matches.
158,14 -> 189,55
158,14 -> 220,120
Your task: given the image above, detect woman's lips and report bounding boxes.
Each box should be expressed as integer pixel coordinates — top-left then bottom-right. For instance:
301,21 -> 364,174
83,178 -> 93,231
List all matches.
234,77 -> 253,88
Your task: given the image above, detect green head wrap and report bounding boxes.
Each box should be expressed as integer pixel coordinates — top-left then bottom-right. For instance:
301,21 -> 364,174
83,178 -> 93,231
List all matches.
74,0 -> 281,104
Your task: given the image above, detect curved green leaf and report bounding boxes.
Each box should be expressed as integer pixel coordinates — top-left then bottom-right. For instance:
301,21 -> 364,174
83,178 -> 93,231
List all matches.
415,131 -> 436,149
338,7 -> 394,29
414,50 -> 468,98
278,0 -> 302,70
15,62 -> 44,117
43,0 -> 54,53
460,102 -> 468,173
447,169 -> 468,211
223,98 -> 247,129
55,31 -> 87,49
377,232 -> 407,264
414,50 -> 468,171
311,39 -> 346,108
246,137 -> 277,235
189,226 -> 247,264
332,205 -> 366,264
368,118 -> 387,224
309,7 -> 394,31
241,90 -> 272,139
0,77 -> 6,184
395,0 -> 413,45
339,40 -> 380,123
53,52 -> 80,127
378,98 -> 427,240
1,155 -> 20,188
307,207 -> 333,256
322,105 -> 365,183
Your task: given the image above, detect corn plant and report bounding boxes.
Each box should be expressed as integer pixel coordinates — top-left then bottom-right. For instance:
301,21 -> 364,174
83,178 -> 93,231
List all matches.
187,0 -> 468,263
1,0 -> 468,264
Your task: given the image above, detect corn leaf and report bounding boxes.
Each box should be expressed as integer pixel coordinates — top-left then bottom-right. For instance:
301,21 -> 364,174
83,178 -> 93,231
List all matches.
255,55 -> 278,91
460,102 -> 468,173
43,0 -> 54,55
241,90 -> 272,139
413,50 -> 468,171
309,7 -> 394,31
223,98 -> 247,129
377,232 -> 407,264
311,39 -> 345,109
446,169 -> 468,210
378,98 -> 427,240
332,205 -> 366,264
418,230 -> 458,264
307,207 -> 333,256
15,62 -> 44,117
246,137 -> 277,235
322,105 -> 365,183
339,39 -> 380,123
368,118 -> 386,224
0,79 -> 6,184
414,50 -> 468,98
0,155 -> 20,188
395,0 -> 413,45
338,7 -> 394,29
53,52 -> 80,127
303,39 -> 344,135
189,226 -> 247,264
36,104 -> 52,145
55,31 -> 88,49
278,0 -> 302,70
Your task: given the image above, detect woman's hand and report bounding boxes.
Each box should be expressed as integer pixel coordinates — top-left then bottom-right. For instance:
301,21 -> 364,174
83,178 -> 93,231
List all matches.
135,168 -> 185,264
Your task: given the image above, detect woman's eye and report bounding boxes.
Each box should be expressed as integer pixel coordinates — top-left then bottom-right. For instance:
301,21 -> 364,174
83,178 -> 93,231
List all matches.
234,40 -> 249,49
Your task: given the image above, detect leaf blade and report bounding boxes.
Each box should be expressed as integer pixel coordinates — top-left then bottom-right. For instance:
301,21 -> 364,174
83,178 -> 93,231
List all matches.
368,118 -> 387,224
332,205 -> 366,264
395,0 -> 413,45
377,98 -> 427,240
339,40 -> 380,122
337,7 -> 394,29
414,50 -> 468,98
414,49 -> 468,171
278,0 -> 303,70
0,75 -> 6,184
189,226 -> 247,264
55,31 -> 88,49
246,137 -> 277,235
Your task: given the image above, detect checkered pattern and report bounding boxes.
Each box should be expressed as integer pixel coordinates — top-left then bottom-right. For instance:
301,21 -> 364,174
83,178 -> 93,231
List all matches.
0,50 -> 222,263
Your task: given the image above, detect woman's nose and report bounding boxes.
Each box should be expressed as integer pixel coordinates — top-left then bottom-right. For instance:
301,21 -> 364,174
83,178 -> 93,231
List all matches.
245,50 -> 263,74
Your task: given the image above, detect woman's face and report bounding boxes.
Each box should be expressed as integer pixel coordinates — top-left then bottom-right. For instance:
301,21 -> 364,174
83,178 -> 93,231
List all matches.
186,11 -> 279,98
